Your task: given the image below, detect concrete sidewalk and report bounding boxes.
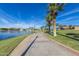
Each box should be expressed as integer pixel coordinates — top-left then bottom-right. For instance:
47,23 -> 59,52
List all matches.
10,32 -> 77,56
25,33 -> 76,56
10,33 -> 37,56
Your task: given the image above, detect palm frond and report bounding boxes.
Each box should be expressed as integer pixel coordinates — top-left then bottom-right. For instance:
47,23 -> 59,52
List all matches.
57,3 -> 64,11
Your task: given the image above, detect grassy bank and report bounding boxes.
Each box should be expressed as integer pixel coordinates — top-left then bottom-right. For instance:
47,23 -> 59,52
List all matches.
0,34 -> 29,56
47,30 -> 79,51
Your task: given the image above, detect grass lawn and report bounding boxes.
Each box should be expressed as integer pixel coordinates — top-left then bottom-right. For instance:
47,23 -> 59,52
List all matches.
47,30 -> 79,51
57,30 -> 79,35
0,34 -> 29,56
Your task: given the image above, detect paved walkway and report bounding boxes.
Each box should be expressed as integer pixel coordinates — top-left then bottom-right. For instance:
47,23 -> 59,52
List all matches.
25,32 -> 76,56
10,33 -> 37,56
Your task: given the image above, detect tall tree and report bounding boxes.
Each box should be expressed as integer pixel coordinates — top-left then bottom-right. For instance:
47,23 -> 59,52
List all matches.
46,13 -> 52,33
49,3 -> 64,36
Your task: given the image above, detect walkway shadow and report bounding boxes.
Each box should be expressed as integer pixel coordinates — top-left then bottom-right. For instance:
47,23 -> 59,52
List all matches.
21,35 -> 38,56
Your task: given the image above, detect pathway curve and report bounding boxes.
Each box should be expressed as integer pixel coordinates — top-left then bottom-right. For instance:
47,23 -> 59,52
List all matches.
25,32 -> 76,56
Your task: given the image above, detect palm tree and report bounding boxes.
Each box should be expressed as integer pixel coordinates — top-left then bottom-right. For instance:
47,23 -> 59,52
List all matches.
46,13 -> 52,33
49,3 -> 64,36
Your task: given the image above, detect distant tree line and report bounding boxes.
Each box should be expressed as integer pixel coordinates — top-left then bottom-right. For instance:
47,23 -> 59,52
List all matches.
0,28 -> 24,31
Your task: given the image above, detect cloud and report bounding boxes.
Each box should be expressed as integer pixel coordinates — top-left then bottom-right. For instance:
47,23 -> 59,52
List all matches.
0,18 -> 11,24
57,16 -> 78,23
0,9 -> 17,24
0,9 -> 44,28
57,16 -> 79,25
57,9 -> 79,18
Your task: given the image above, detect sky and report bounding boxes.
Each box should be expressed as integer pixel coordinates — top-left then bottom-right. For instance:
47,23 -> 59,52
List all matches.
57,3 -> 79,26
0,3 -> 47,28
0,3 -> 79,28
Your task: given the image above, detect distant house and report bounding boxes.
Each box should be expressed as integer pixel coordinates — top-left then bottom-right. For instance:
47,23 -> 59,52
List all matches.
74,26 -> 79,30
58,26 -> 70,30
58,25 -> 79,30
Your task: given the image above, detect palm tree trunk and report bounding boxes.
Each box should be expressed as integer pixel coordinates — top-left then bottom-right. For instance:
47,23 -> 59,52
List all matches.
53,4 -> 57,36
53,19 -> 56,36
48,25 -> 51,34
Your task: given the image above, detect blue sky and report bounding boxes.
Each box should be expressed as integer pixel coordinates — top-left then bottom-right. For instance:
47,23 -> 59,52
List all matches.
0,3 -> 79,28
57,3 -> 79,25
0,3 -> 47,28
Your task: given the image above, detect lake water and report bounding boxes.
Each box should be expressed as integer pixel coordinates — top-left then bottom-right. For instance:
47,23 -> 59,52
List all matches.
0,31 -> 31,40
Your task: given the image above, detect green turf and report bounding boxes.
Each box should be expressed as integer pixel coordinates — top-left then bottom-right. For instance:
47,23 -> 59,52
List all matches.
0,34 -> 29,56
47,30 -> 79,51
57,30 -> 79,35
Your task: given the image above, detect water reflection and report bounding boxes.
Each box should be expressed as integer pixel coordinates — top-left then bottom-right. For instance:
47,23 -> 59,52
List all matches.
0,31 -> 31,40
